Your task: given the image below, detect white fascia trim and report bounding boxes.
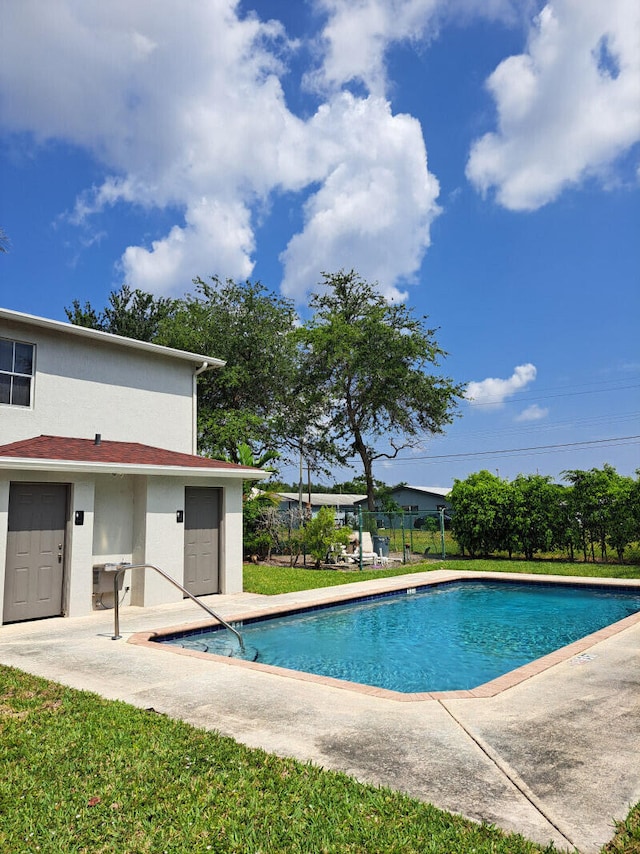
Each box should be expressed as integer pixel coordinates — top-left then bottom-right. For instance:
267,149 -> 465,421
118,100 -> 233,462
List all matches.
0,458 -> 268,480
404,486 -> 452,496
0,308 -> 225,368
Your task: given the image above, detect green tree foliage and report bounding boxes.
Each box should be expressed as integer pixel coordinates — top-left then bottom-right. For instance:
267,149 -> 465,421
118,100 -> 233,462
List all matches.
563,465 -> 639,562
450,465 -> 639,562
449,471 -> 513,557
156,276 -> 300,461
242,491 -> 281,559
65,285 -> 176,342
229,443 -> 280,497
607,475 -> 638,563
511,474 -> 563,560
297,271 -> 465,511
302,506 -> 351,568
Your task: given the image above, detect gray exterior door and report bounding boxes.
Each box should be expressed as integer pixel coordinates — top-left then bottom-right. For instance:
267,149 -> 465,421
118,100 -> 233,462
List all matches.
3,483 -> 67,623
184,487 -> 220,597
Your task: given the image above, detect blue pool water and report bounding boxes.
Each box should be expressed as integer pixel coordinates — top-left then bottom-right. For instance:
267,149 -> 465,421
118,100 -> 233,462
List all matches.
157,581 -> 640,692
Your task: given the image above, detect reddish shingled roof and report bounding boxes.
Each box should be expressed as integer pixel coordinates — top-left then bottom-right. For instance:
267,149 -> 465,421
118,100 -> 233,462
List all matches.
0,435 -> 259,471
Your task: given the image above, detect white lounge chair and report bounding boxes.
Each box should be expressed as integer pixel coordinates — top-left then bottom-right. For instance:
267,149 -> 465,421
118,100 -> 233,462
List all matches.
358,532 -> 380,565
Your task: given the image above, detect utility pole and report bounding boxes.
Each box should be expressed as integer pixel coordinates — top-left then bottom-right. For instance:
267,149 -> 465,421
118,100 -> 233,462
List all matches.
298,445 -> 303,516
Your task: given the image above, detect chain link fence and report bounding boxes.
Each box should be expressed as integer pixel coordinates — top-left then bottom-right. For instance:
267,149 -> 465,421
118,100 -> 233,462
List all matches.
246,503 -> 455,566
356,508 -> 450,562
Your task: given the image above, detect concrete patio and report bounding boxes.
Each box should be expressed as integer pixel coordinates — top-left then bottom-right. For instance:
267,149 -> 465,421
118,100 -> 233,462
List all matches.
1,569 -> 639,853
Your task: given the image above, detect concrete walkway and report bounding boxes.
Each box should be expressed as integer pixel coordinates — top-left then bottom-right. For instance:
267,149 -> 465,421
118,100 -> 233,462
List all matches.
1,570 -> 639,853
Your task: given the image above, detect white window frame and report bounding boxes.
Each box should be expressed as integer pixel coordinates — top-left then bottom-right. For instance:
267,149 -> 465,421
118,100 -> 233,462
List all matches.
0,337 -> 35,407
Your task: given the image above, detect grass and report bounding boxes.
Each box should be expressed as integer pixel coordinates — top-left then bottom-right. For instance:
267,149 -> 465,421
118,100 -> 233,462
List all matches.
243,556 -> 640,596
243,561 -> 437,594
1,666 -> 555,854
3,557 -> 639,853
603,809 -> 640,854
438,558 -> 640,579
242,555 -> 640,853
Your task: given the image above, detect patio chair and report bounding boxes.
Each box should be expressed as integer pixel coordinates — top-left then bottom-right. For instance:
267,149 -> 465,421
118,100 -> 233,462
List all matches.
358,532 -> 380,565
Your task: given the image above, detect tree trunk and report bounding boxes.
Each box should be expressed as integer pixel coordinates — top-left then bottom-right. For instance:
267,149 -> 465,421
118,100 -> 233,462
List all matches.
351,424 -> 376,511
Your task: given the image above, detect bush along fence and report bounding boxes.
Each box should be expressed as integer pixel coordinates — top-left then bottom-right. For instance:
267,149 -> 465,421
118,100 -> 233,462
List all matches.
243,500 -> 452,568
449,468 -> 640,562
244,465 -> 640,566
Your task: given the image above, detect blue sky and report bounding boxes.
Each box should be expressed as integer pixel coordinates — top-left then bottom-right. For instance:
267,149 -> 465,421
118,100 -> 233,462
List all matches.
1,0 -> 639,487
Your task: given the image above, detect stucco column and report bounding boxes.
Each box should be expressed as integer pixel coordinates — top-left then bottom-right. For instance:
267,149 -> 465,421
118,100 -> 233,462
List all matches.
138,477 -> 184,606
66,478 -> 95,618
0,476 -> 10,625
220,481 -> 244,594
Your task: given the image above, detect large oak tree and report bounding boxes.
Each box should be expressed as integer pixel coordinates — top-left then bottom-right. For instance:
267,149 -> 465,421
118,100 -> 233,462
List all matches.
297,271 -> 465,510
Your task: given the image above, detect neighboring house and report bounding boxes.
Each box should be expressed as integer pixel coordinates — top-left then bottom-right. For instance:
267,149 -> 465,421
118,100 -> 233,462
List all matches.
0,308 -> 265,626
356,485 -> 452,518
276,492 -> 366,525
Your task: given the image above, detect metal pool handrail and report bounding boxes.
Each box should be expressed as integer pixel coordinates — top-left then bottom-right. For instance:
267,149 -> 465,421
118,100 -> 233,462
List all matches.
109,562 -> 245,651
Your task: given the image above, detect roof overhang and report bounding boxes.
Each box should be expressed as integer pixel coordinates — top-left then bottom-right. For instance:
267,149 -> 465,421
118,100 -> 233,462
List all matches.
0,457 -> 268,480
0,308 -> 225,369
401,486 -> 452,497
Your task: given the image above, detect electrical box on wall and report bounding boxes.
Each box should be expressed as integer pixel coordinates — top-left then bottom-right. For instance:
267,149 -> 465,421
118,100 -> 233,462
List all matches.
93,564 -> 125,596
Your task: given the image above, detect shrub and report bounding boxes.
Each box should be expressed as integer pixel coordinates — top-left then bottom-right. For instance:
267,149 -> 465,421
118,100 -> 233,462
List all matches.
302,507 -> 351,568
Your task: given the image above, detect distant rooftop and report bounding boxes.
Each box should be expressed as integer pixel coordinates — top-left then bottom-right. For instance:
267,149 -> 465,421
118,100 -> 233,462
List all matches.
276,492 -> 367,507
402,485 -> 452,497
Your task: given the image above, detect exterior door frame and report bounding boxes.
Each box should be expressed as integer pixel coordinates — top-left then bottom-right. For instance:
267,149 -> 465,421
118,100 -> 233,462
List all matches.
184,486 -> 221,597
3,481 -> 70,623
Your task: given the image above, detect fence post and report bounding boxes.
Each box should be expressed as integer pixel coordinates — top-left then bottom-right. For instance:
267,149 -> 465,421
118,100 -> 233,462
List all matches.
358,505 -> 363,571
440,507 -> 446,560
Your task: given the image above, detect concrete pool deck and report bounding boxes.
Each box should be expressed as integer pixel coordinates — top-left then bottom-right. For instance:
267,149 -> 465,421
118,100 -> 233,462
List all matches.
1,569 -> 639,853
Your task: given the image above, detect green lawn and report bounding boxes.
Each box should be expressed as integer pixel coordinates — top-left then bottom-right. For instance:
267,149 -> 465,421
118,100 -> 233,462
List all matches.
243,556 -> 640,596
1,666 -> 553,854
2,557 -> 639,853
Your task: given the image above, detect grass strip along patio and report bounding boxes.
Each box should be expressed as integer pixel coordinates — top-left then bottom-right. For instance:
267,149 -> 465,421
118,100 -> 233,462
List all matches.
1,558 -> 639,853
243,557 -> 640,596
1,666 -> 551,854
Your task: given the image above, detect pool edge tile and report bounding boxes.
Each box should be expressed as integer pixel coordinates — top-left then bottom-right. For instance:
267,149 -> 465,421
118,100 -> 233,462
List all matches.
128,574 -> 640,702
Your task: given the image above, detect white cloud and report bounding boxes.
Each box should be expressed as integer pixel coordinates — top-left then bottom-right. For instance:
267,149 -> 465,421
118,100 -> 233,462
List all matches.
0,1 -> 299,291
120,198 -> 256,293
280,94 -> 440,301
465,363 -> 537,406
6,0 -> 630,303
309,0 -> 523,95
0,0 -> 449,301
308,0 -> 438,96
466,0 -> 640,210
515,403 -> 549,422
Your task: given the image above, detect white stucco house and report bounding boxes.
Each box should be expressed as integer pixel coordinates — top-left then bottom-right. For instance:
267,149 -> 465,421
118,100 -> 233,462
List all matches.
0,307 -> 265,626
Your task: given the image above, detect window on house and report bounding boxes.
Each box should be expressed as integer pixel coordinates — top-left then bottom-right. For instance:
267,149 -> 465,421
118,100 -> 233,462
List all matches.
0,338 -> 34,407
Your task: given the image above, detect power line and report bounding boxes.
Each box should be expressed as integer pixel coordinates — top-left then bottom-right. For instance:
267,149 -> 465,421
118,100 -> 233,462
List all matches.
392,435 -> 640,463
441,411 -> 640,443
466,383 -> 640,408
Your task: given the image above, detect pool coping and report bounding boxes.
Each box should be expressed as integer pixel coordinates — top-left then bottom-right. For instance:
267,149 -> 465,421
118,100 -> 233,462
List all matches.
129,571 -> 640,702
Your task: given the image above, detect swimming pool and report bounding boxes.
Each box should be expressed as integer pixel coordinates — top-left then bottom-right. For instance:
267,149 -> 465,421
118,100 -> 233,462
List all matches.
155,579 -> 640,694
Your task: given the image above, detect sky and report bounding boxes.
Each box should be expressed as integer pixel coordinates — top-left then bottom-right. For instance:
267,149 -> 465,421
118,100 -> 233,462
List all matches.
1,0 -> 639,488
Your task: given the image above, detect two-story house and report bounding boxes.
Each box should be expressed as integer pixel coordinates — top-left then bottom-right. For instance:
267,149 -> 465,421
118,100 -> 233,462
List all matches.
0,307 -> 264,626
